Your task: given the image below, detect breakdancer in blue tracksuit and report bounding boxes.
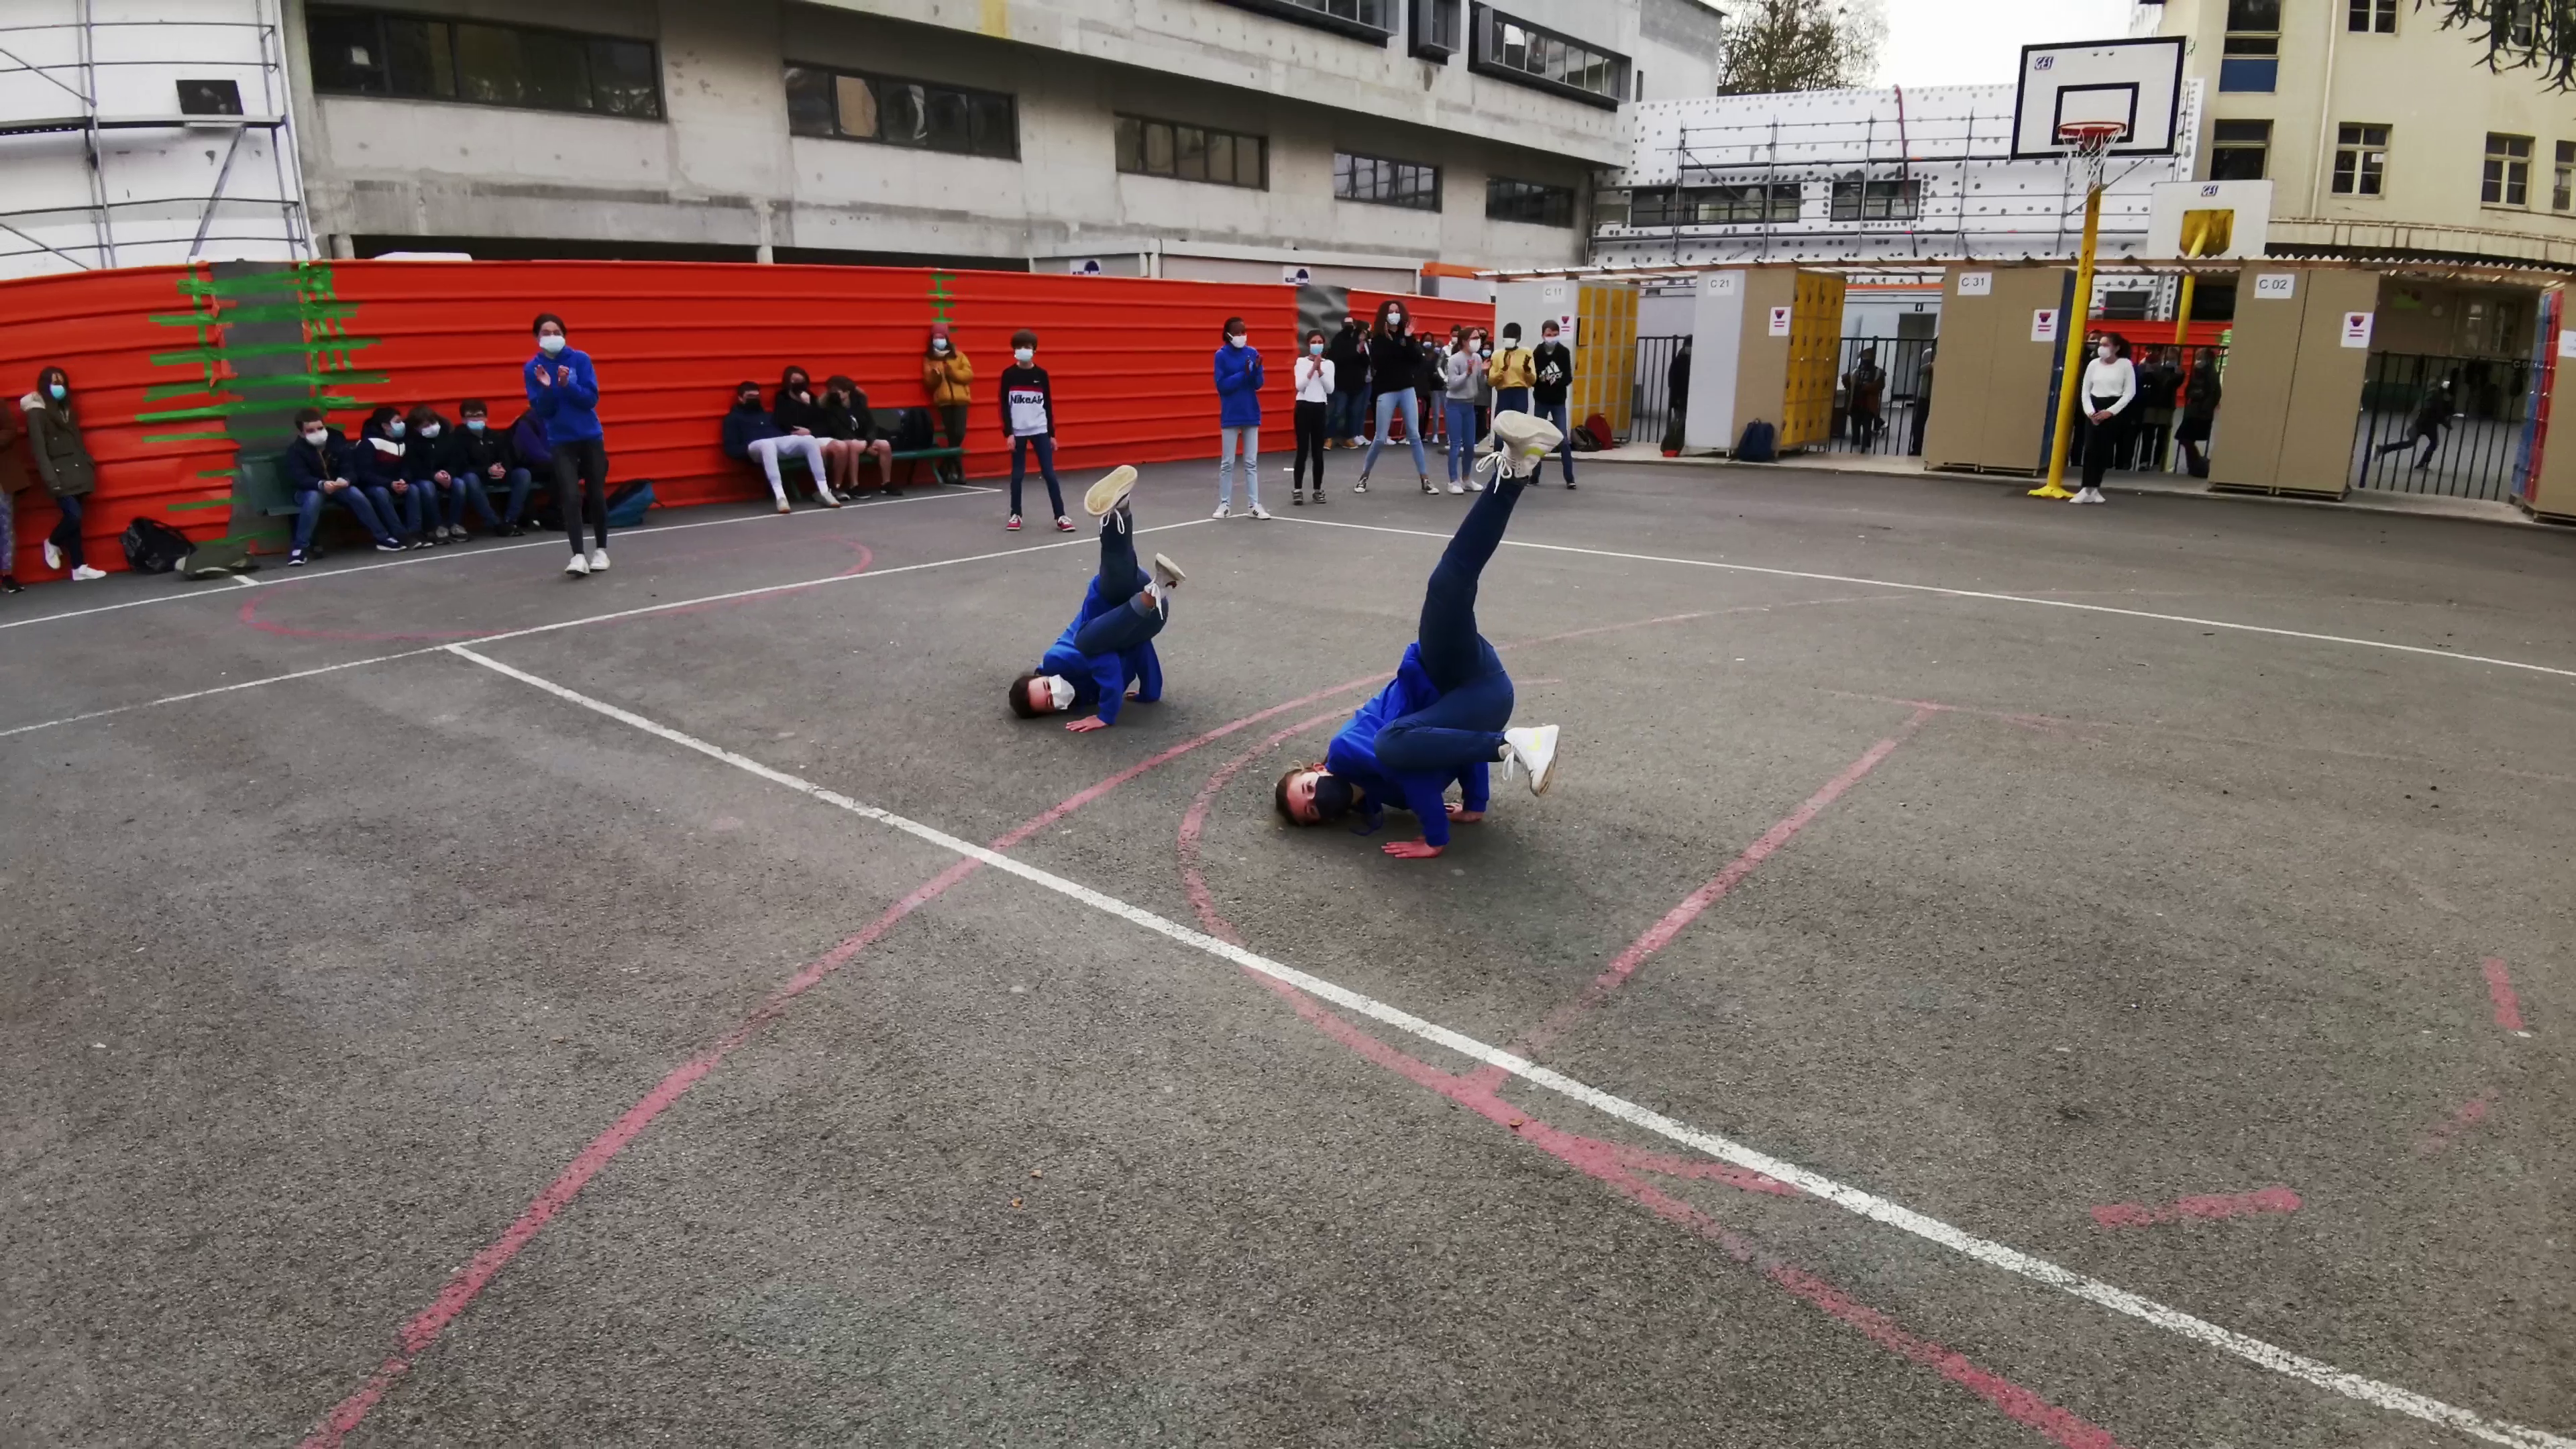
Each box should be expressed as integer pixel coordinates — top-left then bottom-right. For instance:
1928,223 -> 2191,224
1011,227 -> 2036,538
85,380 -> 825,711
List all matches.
1274,414 -> 1564,859
1010,466 -> 1185,733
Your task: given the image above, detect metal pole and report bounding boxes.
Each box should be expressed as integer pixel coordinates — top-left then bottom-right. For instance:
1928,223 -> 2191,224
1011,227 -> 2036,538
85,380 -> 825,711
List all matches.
2031,179 -> 2104,500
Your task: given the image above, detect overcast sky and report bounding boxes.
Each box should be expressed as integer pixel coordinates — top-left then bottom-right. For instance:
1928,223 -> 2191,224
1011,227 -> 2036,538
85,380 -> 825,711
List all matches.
1873,0 -> 2141,88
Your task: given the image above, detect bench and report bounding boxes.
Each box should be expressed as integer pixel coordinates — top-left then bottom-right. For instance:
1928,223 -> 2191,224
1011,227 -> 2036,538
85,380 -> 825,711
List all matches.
759,442 -> 964,495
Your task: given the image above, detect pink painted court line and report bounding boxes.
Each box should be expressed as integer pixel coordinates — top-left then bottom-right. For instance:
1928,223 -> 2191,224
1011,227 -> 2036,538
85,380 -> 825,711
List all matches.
2482,957 -> 2532,1036
2416,1089 -> 2502,1157
2091,1187 -> 2302,1230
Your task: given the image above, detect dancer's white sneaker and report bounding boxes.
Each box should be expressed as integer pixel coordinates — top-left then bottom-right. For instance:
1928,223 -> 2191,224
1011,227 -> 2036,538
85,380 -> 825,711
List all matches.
1501,724 -> 1560,796
1085,464 -> 1138,517
1150,553 -> 1185,591
588,548 -> 610,571
564,552 -> 590,577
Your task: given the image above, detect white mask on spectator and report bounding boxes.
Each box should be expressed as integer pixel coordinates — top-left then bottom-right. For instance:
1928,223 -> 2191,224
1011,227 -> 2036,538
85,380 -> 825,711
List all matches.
2098,345 -> 2115,361
1228,333 -> 1246,348
932,339 -> 951,354
538,335 -> 566,356
388,419 -> 407,439
421,422 -> 441,438
303,429 -> 327,446
1014,347 -> 1034,364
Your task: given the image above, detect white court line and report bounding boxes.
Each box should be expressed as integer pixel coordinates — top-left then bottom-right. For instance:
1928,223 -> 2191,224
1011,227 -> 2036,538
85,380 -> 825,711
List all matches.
0,519 -> 1206,743
0,485 -> 1000,633
446,637 -> 2571,1449
1282,517 -> 2576,683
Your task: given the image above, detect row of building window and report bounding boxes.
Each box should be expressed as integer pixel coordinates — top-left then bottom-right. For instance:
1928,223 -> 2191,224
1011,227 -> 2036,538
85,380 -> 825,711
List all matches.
1625,178 -> 1926,228
1229,0 -> 1632,106
2222,0 -> 2538,91
2210,119 -> 2576,210
307,7 -> 661,117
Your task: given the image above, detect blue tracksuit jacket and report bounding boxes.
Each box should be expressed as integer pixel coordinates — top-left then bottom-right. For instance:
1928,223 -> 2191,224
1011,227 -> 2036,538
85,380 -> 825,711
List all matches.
1324,642 -> 1491,847
1038,577 -> 1162,725
524,347 -> 602,445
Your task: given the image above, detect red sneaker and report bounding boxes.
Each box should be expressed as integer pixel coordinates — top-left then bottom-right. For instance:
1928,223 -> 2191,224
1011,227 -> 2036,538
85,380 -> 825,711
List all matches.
1006,515 -> 1022,531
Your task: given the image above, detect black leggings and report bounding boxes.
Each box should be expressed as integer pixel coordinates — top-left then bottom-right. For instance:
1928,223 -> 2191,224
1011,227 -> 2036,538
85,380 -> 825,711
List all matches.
551,437 -> 608,553
2080,398 -> 2121,489
1293,399 -> 1328,490
936,404 -> 971,486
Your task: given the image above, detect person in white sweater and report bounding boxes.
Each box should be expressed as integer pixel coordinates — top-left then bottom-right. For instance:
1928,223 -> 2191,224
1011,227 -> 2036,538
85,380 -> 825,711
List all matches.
2074,337 -> 2137,504
1291,328 -> 1335,506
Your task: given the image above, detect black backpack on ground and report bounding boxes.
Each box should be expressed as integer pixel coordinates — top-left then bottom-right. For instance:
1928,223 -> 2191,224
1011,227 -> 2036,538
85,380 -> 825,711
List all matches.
121,517 -> 195,574
1737,419 -> 1778,463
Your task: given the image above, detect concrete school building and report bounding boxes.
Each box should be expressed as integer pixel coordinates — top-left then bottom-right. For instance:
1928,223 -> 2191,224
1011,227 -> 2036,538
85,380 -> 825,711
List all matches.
0,0 -> 1725,287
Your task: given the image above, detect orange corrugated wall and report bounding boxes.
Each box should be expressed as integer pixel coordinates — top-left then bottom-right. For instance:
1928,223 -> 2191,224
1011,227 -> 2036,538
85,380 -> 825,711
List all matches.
0,260 -> 1488,578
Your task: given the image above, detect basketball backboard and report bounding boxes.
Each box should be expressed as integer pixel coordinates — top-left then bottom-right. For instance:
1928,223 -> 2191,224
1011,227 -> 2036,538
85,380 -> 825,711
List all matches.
2145,179 -> 2273,259
2010,37 -> 2186,160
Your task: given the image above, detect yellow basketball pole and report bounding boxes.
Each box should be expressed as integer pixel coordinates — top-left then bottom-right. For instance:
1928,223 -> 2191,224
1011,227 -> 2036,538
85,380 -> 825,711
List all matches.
2029,180 -> 2104,500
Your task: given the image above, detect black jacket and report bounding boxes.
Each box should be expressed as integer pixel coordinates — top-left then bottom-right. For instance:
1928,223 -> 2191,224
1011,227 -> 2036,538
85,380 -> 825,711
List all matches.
1414,339 -> 1444,393
773,386 -> 827,436
1366,331 -> 1419,398
352,423 -> 408,489
283,430 -> 352,492
443,421 -> 518,478
820,390 -> 879,442
2136,364 -> 2181,411
1667,347 -> 1693,403
403,423 -> 457,484
999,364 -> 1055,438
1326,325 -> 1371,396
1532,341 -> 1574,406
2182,369 -> 2220,420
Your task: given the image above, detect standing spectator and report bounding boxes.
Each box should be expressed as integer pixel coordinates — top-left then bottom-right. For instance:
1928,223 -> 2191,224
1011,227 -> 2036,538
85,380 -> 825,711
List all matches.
1292,327 -> 1334,506
1469,328 -> 1495,441
356,406 -> 429,548
525,313 -> 610,577
720,380 -> 828,512
922,326 -> 973,488
1414,332 -> 1446,462
2176,347 -> 2220,478
1909,345 -> 1935,456
1212,315 -> 1268,520
405,404 -> 502,541
2135,346 -> 2181,470
283,408 -> 403,562
1000,329 -> 1071,533
1489,323 -> 1535,417
1358,300 -> 1430,495
1531,319 -> 1577,489
0,392 -> 30,592
2375,376 -> 2454,472
820,375 -> 896,496
452,398 -> 530,535
770,366 -> 844,507
1843,346 -> 1886,452
1326,312 -> 1371,448
2072,335 -> 2137,505
1664,337 -> 1693,453
26,366 -> 105,580
1441,331 -> 1480,494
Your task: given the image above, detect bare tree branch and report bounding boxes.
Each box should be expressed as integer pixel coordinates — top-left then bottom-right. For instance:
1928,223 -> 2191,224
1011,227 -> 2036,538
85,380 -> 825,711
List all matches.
2418,0 -> 2576,90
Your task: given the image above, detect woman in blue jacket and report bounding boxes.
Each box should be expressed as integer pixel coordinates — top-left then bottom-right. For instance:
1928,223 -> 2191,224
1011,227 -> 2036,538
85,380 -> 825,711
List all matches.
1273,413 -> 1567,860
524,312 -> 609,577
1212,316 -> 1268,520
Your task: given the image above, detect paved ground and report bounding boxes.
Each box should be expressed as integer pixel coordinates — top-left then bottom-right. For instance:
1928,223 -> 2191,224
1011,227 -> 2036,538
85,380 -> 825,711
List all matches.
3,460 -> 2570,1449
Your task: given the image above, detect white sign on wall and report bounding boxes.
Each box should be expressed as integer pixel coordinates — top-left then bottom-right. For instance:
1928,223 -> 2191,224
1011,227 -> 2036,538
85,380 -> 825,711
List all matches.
1705,271 -> 1741,296
1957,271 -> 1994,297
2253,273 -> 2298,300
2031,308 -> 2059,343
2559,329 -> 2576,360
1542,281 -> 1570,304
1068,258 -> 1104,276
1281,264 -> 1314,285
1556,314 -> 1578,346
2341,311 -> 2374,349
1767,305 -> 1793,337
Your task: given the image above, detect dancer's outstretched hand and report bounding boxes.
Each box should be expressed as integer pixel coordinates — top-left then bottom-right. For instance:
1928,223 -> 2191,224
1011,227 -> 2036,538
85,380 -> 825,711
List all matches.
1445,804 -> 1484,823
1064,715 -> 1110,733
1381,839 -> 1444,859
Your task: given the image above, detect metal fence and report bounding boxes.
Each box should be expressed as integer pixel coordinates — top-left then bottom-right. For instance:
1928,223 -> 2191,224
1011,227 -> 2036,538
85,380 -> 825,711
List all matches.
1825,337 -> 1931,455
1630,334 -> 1687,447
2346,352 -> 2532,500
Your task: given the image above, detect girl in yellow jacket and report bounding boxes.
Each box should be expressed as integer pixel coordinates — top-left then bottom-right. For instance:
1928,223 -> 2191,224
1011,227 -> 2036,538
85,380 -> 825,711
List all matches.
921,326 -> 974,487
1487,323 -> 1537,416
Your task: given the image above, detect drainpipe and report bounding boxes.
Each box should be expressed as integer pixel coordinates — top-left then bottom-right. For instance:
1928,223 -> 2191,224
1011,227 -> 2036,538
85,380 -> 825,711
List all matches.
2306,0 -> 2342,219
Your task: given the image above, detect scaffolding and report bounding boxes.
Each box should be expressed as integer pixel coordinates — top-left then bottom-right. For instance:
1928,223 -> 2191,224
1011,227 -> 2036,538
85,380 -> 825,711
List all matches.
0,0 -> 309,277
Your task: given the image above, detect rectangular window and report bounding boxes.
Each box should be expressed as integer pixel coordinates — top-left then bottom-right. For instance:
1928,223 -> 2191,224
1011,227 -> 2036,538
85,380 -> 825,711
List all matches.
2332,123 -> 2388,196
1115,115 -> 1267,189
1829,176 -> 1921,221
1628,184 -> 1800,227
1409,0 -> 1461,58
1486,176 -> 1575,226
1336,150 -> 1440,210
1212,0 -> 1395,41
2483,131 -> 2532,206
784,65 -> 1016,159
2347,0 -> 2396,31
2555,140 -> 2574,211
2221,0 -> 2281,91
1468,5 -> 1631,109
2209,119 -> 2271,180
305,7 -> 659,117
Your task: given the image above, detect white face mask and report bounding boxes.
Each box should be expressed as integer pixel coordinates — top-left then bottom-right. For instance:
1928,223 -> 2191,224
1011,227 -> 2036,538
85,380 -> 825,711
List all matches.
1542,333 -> 1558,344
420,422 -> 441,438
2098,345 -> 2115,361
932,339 -> 950,354
1387,313 -> 1405,327
1042,675 -> 1075,711
537,334 -> 566,355
303,429 -> 327,446
1014,347 -> 1034,364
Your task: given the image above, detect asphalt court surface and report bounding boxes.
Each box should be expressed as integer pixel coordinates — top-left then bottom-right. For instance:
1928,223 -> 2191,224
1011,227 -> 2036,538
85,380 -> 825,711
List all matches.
2,463 -> 2569,1447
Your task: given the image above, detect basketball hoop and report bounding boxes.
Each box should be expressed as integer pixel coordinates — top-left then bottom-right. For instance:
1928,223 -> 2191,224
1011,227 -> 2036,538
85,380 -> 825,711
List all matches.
2057,121 -> 2127,191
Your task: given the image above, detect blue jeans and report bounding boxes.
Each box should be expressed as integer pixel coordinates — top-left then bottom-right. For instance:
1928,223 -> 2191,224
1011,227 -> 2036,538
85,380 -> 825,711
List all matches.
45,492 -> 85,569
1373,478 -> 1526,775
1218,425 -> 1259,508
1010,435 -> 1063,519
433,474 -> 502,530
485,466 -> 533,524
383,480 -> 431,537
292,484 -> 394,551
1444,399 -> 1478,481
1540,400 -> 1576,482
1328,390 -> 1367,440
1495,387 -> 1531,417
1362,391 -> 1428,479
1071,517 -> 1166,657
